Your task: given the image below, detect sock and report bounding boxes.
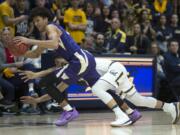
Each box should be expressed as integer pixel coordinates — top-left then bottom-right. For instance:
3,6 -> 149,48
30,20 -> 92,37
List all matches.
162,103 -> 173,113
28,83 -> 34,92
23,104 -> 29,108
63,104 -> 73,111
112,105 -> 129,119
126,108 -> 134,115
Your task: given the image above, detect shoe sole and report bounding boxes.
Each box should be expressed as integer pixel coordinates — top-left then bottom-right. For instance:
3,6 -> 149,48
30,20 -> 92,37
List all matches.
55,113 -> 79,126
131,114 -> 142,125
0,104 -> 15,108
111,120 -> 132,127
173,102 -> 180,124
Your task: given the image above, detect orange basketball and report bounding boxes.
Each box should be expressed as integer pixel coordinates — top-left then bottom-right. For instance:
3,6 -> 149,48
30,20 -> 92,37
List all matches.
7,42 -> 29,57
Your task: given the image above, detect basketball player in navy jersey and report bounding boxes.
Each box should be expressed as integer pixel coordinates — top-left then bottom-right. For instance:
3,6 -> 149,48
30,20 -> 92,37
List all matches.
13,7 -> 132,127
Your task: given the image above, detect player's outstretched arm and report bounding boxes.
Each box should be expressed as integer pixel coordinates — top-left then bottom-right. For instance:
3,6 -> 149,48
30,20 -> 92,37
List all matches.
13,25 -> 61,49
24,47 -> 45,58
19,67 -> 56,82
20,94 -> 52,104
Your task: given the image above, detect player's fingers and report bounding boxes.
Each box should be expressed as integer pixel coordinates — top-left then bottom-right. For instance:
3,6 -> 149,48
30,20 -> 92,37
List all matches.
24,78 -> 30,82
20,96 -> 29,100
21,75 -> 28,80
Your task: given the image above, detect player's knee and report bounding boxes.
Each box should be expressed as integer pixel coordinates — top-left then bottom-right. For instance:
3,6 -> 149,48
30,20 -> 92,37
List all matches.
39,73 -> 58,88
56,82 -> 69,92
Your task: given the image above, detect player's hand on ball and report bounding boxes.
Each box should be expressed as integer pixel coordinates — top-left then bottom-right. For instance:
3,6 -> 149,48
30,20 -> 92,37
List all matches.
19,70 -> 38,82
20,96 -> 37,104
13,36 -> 31,45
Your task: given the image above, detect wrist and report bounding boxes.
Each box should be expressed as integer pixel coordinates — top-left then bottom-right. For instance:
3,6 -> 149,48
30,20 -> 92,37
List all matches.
35,98 -> 41,103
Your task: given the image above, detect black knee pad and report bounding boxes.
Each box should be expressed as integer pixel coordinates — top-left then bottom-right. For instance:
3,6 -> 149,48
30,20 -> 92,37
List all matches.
39,73 -> 59,88
46,85 -> 66,104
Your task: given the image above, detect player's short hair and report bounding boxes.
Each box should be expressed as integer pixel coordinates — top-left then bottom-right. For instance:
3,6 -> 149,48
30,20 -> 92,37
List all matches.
30,7 -> 53,21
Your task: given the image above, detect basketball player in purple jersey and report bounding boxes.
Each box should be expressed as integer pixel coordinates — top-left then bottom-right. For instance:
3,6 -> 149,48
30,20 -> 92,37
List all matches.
13,7 -> 132,127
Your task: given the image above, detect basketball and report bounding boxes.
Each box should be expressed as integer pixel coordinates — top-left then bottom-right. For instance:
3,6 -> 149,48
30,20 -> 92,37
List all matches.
7,42 -> 29,57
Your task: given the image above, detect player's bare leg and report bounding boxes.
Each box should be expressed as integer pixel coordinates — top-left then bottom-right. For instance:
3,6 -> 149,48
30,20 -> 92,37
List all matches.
107,90 -> 142,124
54,82 -> 79,126
92,80 -> 132,127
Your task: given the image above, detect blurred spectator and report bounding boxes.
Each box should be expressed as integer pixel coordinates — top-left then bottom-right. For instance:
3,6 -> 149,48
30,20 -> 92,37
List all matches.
106,18 -> 126,53
93,5 -> 111,34
13,0 -> 31,36
126,23 -> 150,54
163,39 -> 180,100
150,0 -> 173,24
51,0 -> 70,28
155,14 -> 172,53
123,10 -> 137,36
0,27 -> 37,98
169,14 -> 180,47
0,38 -> 16,107
164,39 -> 180,80
0,0 -> 28,35
134,0 -> 151,15
81,35 -> 95,53
110,9 -> 119,19
64,0 -> 87,45
35,0 -> 46,8
110,0 -> 128,14
84,2 -> 95,36
93,33 -> 107,54
139,9 -> 156,41
149,42 -> 165,96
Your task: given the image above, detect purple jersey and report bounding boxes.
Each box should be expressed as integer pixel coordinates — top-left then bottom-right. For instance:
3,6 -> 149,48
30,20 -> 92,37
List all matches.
50,23 -> 81,61
48,23 -> 100,86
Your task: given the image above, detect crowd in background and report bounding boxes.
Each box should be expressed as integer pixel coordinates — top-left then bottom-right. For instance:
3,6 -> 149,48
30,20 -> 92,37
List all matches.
0,0 -> 180,115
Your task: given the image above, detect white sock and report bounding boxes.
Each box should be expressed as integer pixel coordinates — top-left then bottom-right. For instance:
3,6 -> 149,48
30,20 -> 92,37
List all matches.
28,83 -> 34,92
63,104 -> 73,111
23,104 -> 29,108
113,106 -> 129,119
126,108 -> 134,115
163,103 -> 173,113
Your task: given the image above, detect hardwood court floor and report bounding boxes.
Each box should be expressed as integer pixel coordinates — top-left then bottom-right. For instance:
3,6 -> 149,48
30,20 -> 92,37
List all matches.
0,111 -> 180,135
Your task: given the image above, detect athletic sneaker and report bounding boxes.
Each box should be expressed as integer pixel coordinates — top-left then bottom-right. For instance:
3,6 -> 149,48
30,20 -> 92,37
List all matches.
55,108 -> 79,126
0,99 -> 14,108
171,102 -> 180,124
28,91 -> 38,97
110,117 -> 132,127
129,109 -> 142,124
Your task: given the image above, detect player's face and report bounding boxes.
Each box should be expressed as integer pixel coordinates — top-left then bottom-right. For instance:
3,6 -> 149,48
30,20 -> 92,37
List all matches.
33,16 -> 48,32
55,58 -> 68,67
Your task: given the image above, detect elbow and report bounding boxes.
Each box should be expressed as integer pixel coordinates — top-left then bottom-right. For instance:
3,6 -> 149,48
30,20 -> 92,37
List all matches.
51,41 -> 59,49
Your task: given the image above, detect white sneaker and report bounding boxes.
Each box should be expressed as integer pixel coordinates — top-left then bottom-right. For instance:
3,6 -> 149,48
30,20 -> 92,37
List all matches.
171,102 -> 180,124
110,118 -> 132,127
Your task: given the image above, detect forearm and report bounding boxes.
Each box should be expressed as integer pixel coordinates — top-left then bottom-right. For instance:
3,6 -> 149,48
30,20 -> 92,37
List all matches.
36,94 -> 52,103
77,24 -> 87,31
24,50 -> 41,58
28,39 -> 58,49
36,67 -> 56,78
68,23 -> 86,31
24,47 -> 45,58
3,16 -> 22,25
